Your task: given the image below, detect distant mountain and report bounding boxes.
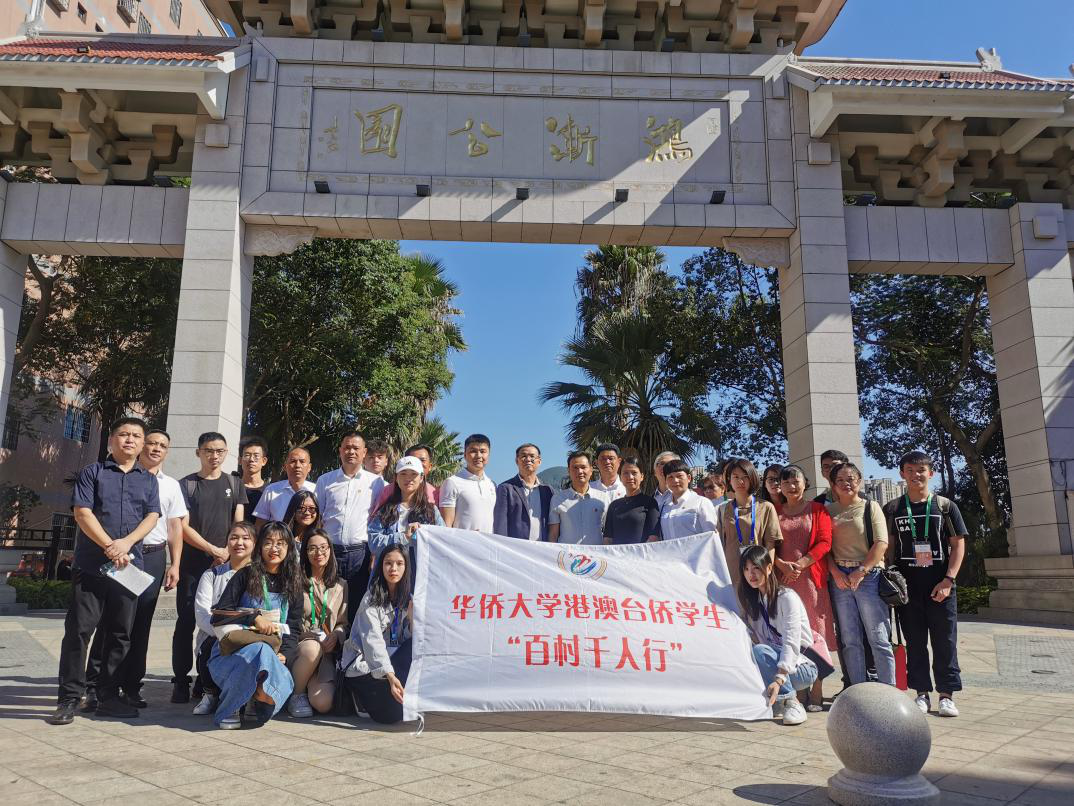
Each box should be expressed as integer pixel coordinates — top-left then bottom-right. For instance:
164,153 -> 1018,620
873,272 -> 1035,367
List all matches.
538,466 -> 569,489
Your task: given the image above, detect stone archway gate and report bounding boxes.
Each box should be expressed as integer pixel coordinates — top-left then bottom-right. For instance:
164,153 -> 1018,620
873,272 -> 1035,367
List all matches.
0,6 -> 1073,622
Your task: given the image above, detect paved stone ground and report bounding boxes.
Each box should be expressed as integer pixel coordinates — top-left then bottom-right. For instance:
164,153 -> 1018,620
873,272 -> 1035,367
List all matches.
2,610 -> 1073,805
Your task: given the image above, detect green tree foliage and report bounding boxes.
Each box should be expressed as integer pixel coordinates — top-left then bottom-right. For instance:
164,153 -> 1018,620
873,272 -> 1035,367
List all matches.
851,273 -> 1009,581
540,314 -> 720,489
17,255 -> 182,456
245,239 -> 465,468
666,248 -> 786,463
575,246 -> 673,338
411,416 -> 463,486
0,481 -> 41,526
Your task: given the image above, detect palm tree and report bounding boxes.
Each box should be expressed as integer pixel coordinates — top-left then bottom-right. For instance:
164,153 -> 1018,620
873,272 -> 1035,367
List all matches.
575,246 -> 666,339
405,252 -> 466,355
412,416 -> 463,486
539,315 -> 720,487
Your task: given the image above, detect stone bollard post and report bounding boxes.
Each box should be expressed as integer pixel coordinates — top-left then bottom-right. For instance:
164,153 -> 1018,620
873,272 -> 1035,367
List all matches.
826,682 -> 940,805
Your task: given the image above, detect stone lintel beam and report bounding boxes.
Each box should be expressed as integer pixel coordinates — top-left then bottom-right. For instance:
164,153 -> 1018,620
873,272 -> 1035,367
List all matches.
722,236 -> 790,269
244,225 -> 317,256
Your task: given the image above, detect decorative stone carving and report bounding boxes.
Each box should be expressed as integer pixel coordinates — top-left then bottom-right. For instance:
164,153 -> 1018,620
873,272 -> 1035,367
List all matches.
975,47 -> 1002,72
722,236 -> 790,269
244,225 -> 317,256
827,682 -> 939,806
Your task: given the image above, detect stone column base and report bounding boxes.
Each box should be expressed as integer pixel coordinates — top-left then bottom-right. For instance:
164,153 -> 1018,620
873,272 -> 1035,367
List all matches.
979,556 -> 1074,626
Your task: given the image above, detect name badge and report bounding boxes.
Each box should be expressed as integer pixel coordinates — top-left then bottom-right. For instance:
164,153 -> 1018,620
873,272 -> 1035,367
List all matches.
913,542 -> 933,567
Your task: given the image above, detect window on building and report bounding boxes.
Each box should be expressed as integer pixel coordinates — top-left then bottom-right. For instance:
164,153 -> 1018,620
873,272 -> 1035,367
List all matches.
77,4 -> 87,22
169,0 -> 182,26
138,13 -> 152,34
1,414 -> 19,451
63,405 -> 91,443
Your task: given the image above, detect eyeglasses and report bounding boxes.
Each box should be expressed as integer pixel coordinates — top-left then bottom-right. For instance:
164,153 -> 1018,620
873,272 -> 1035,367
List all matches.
200,448 -> 227,456
241,453 -> 263,460
263,540 -> 289,550
701,484 -> 717,491
296,506 -> 318,514
306,544 -> 331,555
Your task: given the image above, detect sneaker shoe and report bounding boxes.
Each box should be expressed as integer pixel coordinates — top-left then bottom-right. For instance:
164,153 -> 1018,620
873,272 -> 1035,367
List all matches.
806,703 -> 824,713
47,700 -> 79,726
192,693 -> 218,716
95,695 -> 139,719
218,713 -> 242,730
170,679 -> 190,704
938,697 -> 959,717
782,699 -> 808,726
915,693 -> 931,714
287,693 -> 313,718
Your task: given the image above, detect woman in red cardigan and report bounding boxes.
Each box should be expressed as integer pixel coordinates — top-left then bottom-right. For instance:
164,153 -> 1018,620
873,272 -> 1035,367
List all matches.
774,464 -> 836,711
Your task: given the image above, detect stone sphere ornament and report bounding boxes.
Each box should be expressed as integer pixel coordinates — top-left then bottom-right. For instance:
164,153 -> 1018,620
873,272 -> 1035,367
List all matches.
826,682 -> 940,806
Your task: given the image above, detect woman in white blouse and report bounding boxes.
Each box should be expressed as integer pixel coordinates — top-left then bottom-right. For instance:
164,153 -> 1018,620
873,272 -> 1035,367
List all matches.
739,544 -> 819,726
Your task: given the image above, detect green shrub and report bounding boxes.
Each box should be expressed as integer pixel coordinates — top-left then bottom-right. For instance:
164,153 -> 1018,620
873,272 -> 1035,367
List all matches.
957,583 -> 996,615
7,577 -> 72,609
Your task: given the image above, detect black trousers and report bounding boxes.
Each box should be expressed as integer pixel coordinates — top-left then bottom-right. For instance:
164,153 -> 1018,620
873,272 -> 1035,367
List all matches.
87,545 -> 166,693
334,545 -> 371,627
345,639 -> 412,724
57,568 -> 137,703
903,573 -> 962,694
196,637 -> 220,697
172,550 -> 212,686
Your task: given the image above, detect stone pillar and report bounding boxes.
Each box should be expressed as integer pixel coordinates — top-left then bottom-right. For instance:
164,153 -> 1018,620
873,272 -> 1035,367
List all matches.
981,203 -> 1074,624
165,69 -> 251,477
0,176 -> 28,436
781,87 -> 864,490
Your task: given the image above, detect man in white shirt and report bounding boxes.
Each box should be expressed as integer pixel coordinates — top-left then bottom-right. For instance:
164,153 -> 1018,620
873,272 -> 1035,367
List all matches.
652,450 -> 681,508
86,428 -> 187,710
591,443 -> 627,501
439,434 -> 496,532
659,459 -> 720,540
549,452 -> 610,546
253,447 -> 316,525
315,431 -> 386,617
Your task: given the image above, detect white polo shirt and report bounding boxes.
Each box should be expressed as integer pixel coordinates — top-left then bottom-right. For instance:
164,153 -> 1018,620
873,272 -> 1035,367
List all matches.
143,470 -> 188,547
315,467 -> 386,548
440,468 -> 496,532
550,486 -> 610,546
252,478 -> 316,521
660,489 -> 720,540
591,477 -> 627,502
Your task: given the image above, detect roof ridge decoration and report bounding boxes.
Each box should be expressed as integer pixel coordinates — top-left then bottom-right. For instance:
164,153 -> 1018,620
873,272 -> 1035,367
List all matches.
975,47 -> 1002,72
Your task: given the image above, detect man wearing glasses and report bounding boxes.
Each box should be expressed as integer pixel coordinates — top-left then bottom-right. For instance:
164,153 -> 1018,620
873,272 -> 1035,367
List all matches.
171,432 -> 246,705
493,443 -> 553,540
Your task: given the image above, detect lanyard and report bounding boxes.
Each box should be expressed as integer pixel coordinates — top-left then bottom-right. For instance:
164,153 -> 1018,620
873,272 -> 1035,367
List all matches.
734,497 -> 756,545
904,494 -> 932,542
389,607 -> 401,647
308,582 -> 329,630
261,576 -> 288,623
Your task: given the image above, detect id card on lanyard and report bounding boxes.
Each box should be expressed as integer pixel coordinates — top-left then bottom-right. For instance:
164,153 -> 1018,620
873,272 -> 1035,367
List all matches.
735,497 -> 756,546
905,494 -> 934,567
389,607 -> 401,648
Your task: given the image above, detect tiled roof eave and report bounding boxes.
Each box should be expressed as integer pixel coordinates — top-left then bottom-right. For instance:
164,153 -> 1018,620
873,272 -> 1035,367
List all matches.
819,77 -> 1074,92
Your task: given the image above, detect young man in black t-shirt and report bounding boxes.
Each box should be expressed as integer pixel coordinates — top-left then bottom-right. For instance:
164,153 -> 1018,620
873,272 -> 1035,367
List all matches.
883,450 -> 967,718
171,431 -> 246,704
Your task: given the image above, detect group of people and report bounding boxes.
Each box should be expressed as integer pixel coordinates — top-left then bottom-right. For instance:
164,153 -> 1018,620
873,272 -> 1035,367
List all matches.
47,420 -> 969,733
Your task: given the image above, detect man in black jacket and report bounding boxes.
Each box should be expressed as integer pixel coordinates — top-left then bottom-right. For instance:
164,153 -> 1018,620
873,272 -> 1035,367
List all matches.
493,443 -> 553,540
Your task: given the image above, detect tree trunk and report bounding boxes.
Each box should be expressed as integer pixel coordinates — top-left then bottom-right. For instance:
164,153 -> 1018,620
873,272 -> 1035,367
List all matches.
928,402 -> 1004,531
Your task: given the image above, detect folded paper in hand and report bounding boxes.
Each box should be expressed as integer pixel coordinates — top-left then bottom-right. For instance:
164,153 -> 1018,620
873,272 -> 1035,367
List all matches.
101,558 -> 154,596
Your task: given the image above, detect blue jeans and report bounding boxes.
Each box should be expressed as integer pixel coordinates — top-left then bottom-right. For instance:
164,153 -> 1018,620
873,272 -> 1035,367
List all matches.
208,641 -> 294,726
829,568 -> 896,685
752,644 -> 818,702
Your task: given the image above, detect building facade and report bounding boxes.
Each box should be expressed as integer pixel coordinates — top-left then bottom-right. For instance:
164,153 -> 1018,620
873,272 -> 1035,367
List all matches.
0,0 -> 1072,621
1,0 -> 225,40
862,477 -> 906,508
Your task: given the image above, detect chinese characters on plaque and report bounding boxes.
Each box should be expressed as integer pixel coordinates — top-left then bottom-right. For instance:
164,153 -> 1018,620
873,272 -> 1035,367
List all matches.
337,104 -> 698,167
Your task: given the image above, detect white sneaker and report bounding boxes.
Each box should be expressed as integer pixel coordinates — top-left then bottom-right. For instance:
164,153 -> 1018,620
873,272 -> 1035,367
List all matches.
938,697 -> 959,717
192,693 -> 217,716
782,699 -> 807,726
218,713 -> 241,730
287,693 -> 313,718
915,693 -> 931,714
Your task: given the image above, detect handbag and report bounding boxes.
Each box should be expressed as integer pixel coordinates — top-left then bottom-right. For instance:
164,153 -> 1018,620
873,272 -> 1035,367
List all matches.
863,499 -> 909,607
219,628 -> 282,656
330,655 -> 355,716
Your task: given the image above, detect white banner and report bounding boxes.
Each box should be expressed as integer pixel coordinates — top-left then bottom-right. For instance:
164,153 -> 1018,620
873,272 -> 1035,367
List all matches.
404,527 -> 770,721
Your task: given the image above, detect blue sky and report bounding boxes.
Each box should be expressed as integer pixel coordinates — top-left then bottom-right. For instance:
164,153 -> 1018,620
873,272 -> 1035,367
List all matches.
401,1 -> 1072,483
